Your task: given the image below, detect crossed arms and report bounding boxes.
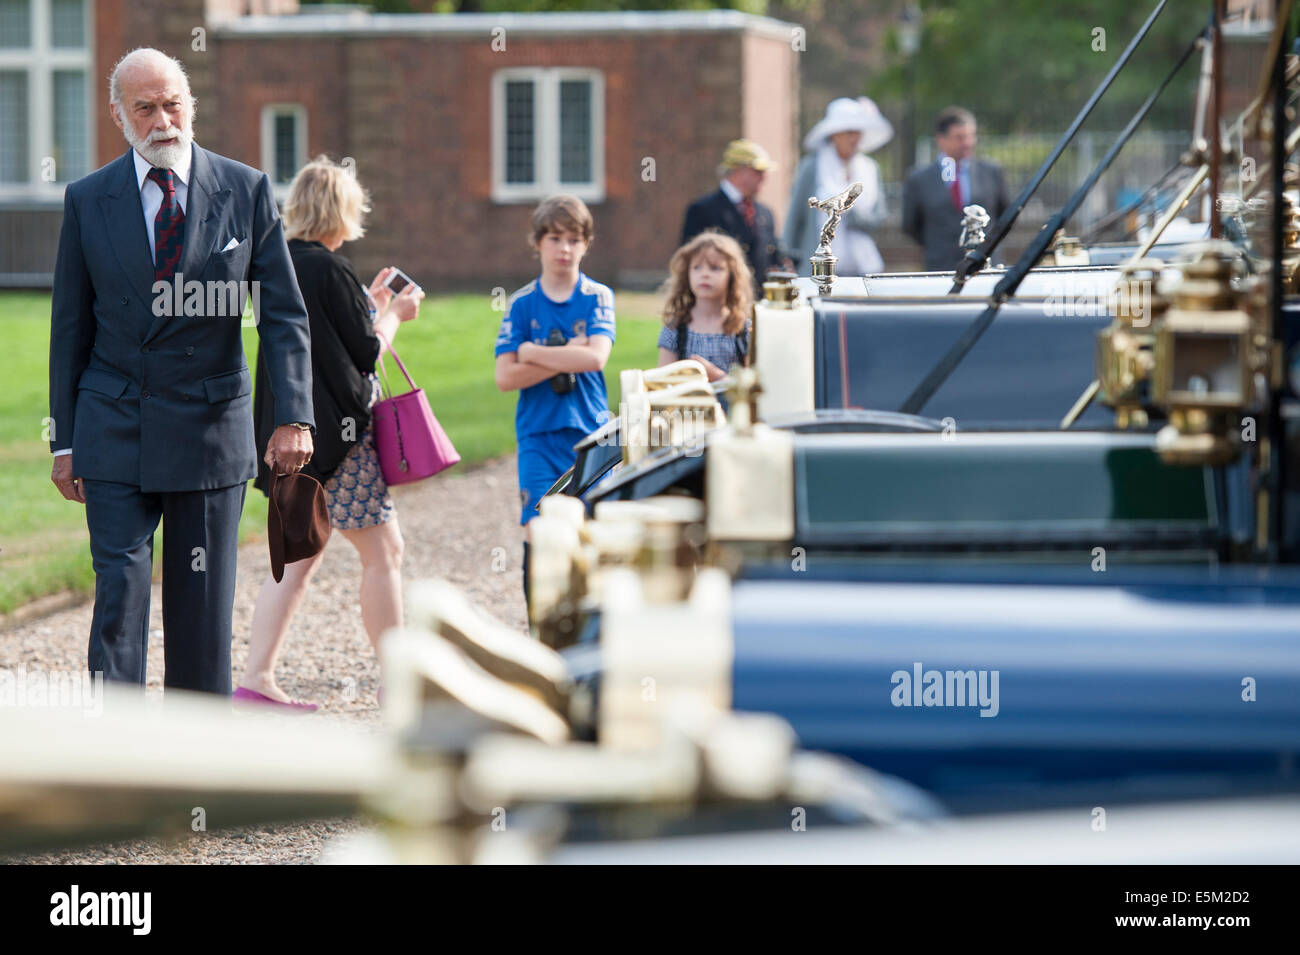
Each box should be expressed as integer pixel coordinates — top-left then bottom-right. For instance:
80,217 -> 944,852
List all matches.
494,335 -> 612,392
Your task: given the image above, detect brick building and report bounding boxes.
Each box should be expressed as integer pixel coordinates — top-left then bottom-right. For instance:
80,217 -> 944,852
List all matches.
0,0 -> 800,289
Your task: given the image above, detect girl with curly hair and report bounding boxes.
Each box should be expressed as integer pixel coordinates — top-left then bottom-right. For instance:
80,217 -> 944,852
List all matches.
657,231 -> 755,381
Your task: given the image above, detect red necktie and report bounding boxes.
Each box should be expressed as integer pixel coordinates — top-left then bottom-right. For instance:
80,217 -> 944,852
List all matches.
739,197 -> 756,229
147,167 -> 185,282
949,173 -> 963,213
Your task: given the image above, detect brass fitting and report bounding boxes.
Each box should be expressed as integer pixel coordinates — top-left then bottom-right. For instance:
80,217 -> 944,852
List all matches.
1095,259 -> 1167,429
1151,241 -> 1270,465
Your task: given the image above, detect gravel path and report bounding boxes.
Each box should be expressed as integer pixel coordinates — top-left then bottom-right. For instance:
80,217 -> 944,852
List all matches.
1,454 -> 526,865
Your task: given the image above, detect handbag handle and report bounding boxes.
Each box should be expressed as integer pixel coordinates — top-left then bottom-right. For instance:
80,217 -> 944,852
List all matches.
375,332 -> 418,401
373,331 -> 412,471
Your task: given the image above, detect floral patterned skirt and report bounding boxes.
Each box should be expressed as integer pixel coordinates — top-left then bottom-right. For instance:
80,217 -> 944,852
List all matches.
323,375 -> 396,530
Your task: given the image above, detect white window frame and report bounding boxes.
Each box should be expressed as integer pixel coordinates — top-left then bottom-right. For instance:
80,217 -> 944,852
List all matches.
260,103 -> 307,201
491,67 -> 604,204
0,0 -> 93,203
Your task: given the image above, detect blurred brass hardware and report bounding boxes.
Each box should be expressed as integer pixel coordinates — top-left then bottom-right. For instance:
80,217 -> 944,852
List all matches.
1088,259 -> 1167,431
529,490 -> 713,649
1155,410 -> 1236,466
1281,192 -> 1300,294
599,569 -> 734,752
528,503 -> 585,648
382,628 -> 570,746
595,496 -> 706,608
1050,232 -> 1090,267
725,366 -> 761,435
762,271 -> 799,308
633,513 -> 701,606
619,364 -> 726,467
628,360 -> 710,393
1148,242 -> 1270,465
407,579 -> 572,716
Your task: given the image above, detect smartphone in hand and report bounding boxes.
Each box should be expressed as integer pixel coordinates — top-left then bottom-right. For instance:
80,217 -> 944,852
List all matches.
384,267 -> 421,296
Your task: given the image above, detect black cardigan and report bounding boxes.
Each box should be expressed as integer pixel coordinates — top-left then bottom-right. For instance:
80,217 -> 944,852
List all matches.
253,239 -> 381,493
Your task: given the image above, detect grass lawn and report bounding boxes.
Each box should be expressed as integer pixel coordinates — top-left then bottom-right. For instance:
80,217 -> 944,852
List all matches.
0,289 -> 665,614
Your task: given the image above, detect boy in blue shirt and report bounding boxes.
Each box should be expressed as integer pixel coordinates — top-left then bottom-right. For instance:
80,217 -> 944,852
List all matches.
494,195 -> 615,598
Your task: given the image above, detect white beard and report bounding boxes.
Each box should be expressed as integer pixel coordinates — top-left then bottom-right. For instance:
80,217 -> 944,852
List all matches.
122,118 -> 193,169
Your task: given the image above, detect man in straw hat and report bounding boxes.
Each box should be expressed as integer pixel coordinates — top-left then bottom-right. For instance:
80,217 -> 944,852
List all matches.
902,106 -> 1010,271
681,139 -> 792,293
783,96 -> 894,276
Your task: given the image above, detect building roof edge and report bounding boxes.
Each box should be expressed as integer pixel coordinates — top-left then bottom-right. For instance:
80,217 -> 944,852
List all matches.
213,9 -> 799,42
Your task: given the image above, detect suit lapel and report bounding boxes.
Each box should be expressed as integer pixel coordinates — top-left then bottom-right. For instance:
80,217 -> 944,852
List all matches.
929,162 -> 954,217
97,150 -> 157,312
142,144 -> 232,344
178,144 -> 230,282
928,162 -> 944,199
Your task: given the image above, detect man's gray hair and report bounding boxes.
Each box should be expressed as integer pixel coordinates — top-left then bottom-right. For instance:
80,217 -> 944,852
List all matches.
108,48 -> 195,110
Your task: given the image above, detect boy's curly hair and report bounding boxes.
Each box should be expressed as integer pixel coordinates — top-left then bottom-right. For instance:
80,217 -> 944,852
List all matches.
660,231 -> 754,336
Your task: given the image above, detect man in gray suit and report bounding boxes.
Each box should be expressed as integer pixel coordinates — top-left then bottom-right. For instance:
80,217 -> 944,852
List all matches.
902,107 -> 1010,272
48,48 -> 315,695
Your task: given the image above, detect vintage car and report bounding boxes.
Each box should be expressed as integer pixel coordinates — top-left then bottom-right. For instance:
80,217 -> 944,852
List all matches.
518,5 -> 1300,836
527,246 -> 1300,818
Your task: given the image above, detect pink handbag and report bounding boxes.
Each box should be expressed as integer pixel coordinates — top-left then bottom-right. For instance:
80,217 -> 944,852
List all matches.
371,339 -> 460,486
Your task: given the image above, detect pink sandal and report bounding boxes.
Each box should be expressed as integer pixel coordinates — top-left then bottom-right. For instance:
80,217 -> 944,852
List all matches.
232,686 -> 319,713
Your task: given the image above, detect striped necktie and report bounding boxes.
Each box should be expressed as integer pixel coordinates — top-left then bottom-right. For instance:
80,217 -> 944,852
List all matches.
146,167 -> 185,283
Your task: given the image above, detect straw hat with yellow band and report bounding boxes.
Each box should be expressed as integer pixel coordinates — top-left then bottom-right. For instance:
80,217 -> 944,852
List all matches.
717,139 -> 777,178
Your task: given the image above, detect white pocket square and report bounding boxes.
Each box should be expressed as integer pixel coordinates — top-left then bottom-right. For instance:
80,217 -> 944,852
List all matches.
221,237 -> 242,253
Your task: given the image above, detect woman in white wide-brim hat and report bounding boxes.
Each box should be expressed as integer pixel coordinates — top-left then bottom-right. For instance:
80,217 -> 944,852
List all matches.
783,96 -> 894,276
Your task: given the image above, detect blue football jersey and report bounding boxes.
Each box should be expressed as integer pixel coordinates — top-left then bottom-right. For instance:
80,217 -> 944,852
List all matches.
494,272 -> 616,437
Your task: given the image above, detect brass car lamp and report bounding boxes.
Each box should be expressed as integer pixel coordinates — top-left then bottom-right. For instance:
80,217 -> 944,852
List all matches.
1151,243 -> 1264,465
1095,259 -> 1167,429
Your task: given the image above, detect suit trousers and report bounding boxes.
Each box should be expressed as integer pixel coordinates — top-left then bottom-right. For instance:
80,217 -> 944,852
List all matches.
82,479 -> 246,695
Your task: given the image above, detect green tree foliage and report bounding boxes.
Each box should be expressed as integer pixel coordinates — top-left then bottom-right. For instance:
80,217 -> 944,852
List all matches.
310,0 -> 1202,133
867,0 -> 1204,133
464,0 -> 769,10
315,0 -> 783,13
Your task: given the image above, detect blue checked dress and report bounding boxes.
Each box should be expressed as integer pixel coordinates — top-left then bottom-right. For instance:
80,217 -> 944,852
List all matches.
657,323 -> 750,373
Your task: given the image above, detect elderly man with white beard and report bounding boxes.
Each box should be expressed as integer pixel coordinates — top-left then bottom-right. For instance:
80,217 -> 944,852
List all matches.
47,47 -> 315,695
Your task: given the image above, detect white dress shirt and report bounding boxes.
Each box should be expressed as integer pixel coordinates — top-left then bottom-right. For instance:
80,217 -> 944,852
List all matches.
938,151 -> 970,207
52,148 -> 192,459
719,177 -> 744,208
133,146 -> 191,266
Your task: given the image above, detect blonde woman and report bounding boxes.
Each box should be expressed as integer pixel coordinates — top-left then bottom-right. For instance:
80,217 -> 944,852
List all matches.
239,156 -> 423,710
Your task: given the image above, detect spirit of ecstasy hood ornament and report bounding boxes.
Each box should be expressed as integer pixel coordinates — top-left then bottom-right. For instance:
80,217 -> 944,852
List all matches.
807,181 -> 863,295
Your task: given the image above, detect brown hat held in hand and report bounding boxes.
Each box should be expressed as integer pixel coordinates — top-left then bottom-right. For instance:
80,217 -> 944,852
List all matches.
268,471 -> 330,583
